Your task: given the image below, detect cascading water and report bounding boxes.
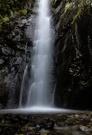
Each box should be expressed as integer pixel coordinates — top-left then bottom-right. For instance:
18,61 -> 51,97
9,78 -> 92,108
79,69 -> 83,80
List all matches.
0,0 -> 79,114
19,0 -> 54,107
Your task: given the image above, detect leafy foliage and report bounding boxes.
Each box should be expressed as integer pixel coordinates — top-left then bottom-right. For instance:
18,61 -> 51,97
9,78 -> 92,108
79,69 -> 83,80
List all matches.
0,0 -> 26,15
61,0 -> 92,24
0,0 -> 27,28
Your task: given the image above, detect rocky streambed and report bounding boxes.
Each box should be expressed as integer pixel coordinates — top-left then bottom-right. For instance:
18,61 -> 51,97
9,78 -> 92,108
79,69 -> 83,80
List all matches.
0,112 -> 92,135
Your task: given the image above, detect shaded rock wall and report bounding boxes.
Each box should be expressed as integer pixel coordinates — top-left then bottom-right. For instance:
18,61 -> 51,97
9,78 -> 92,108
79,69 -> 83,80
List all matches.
53,0 -> 92,110
0,0 -> 35,108
0,0 -> 92,110
0,17 -> 34,108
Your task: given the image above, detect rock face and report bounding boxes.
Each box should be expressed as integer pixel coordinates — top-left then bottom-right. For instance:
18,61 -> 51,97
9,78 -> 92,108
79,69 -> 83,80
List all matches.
0,16 -> 34,108
0,0 -> 35,108
0,0 -> 92,110
53,0 -> 92,110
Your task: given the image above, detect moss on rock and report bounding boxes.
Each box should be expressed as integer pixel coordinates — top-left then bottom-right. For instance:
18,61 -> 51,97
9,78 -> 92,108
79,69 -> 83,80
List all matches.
20,9 -> 27,16
0,0 -> 34,28
53,0 -> 92,110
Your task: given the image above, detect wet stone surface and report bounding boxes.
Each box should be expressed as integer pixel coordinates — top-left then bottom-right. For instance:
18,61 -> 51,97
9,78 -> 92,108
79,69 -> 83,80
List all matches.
0,112 -> 92,135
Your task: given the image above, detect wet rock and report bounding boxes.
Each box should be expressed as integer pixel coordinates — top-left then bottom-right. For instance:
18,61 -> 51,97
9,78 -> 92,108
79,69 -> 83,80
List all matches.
0,127 -> 3,134
25,133 -> 33,135
0,113 -> 92,135
44,120 -> 55,130
47,133 -> 55,135
0,59 -> 4,64
80,125 -> 92,132
36,119 -> 55,131
0,13 -> 34,108
36,124 -> 42,131
53,0 -> 92,110
35,132 -> 41,135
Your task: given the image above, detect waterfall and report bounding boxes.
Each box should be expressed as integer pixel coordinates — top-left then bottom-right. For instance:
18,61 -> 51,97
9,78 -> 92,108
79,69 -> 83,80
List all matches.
19,0 -> 54,107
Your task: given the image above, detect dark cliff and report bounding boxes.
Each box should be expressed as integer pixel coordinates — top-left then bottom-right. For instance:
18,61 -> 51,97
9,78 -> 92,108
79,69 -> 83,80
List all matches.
53,0 -> 92,110
0,0 -> 92,110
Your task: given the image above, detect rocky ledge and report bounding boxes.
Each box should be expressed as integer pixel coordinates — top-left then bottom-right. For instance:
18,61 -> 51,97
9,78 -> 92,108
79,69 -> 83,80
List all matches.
0,112 -> 92,135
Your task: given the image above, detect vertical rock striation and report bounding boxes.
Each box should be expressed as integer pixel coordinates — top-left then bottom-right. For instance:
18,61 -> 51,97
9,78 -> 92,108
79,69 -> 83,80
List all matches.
53,0 -> 92,110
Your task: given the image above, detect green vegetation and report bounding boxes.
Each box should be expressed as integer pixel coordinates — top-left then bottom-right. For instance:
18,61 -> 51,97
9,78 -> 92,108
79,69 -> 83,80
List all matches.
0,0 -> 91,28
0,0 -> 28,28
62,0 -> 92,24
20,9 -> 27,16
0,0 -> 26,16
72,0 -> 91,24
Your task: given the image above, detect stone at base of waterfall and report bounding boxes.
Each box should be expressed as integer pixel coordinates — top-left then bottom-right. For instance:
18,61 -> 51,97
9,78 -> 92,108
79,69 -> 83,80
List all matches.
36,119 -> 55,131
0,112 -> 92,135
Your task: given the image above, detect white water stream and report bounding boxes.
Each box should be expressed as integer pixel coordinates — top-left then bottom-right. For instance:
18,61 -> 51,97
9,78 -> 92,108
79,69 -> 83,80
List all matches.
19,0 -> 54,108
0,0 -> 81,114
